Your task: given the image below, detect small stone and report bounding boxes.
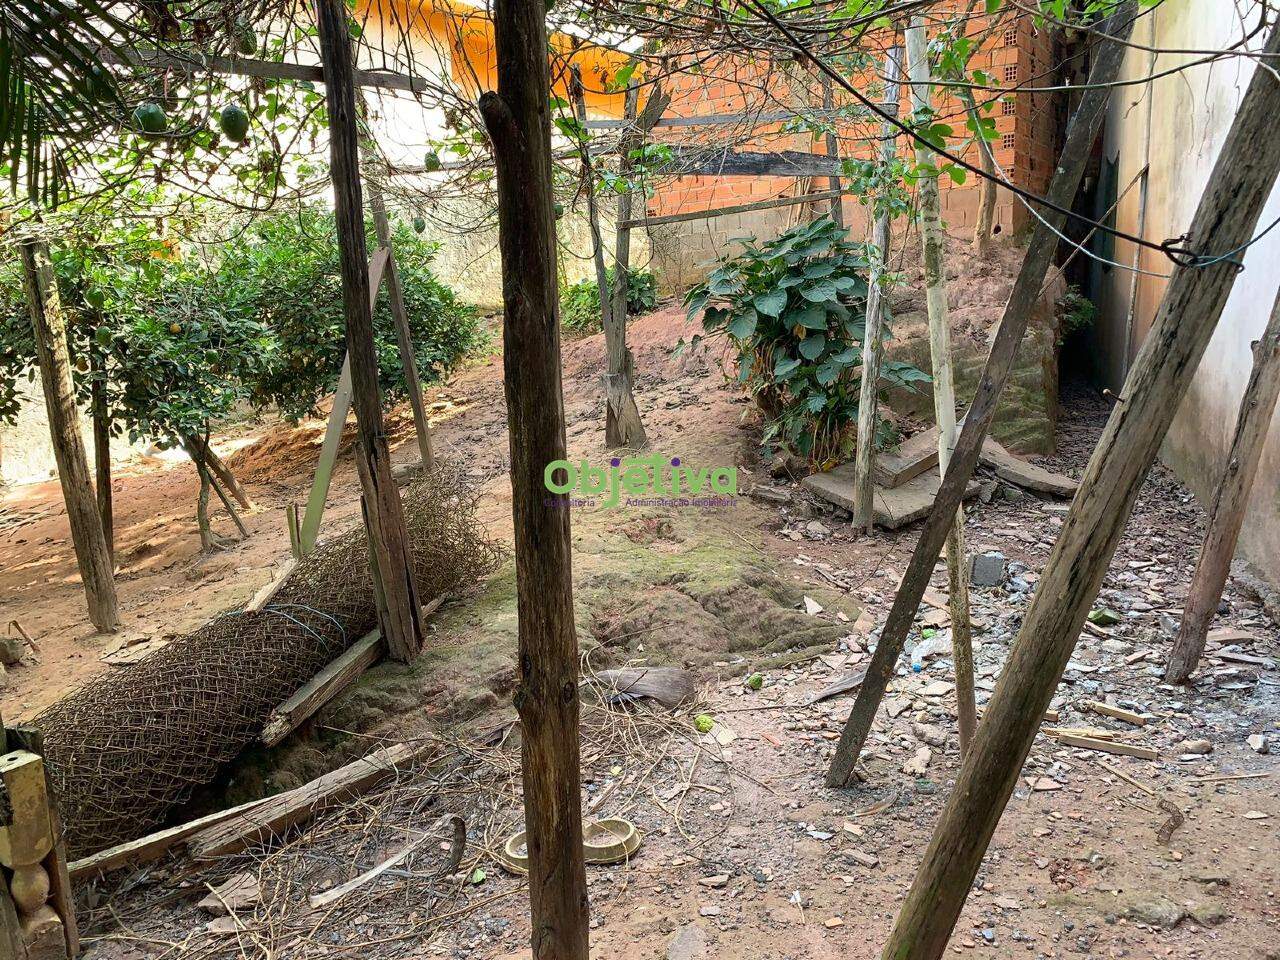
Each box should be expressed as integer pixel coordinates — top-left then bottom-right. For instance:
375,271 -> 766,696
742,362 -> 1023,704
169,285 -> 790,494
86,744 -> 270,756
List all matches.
911,722 -> 947,747
1178,738 -> 1213,755
1247,733 -> 1269,754
969,552 -> 1007,588
805,520 -> 831,539
1088,608 -> 1122,627
697,874 -> 729,888
804,596 -> 824,616
903,746 -> 932,776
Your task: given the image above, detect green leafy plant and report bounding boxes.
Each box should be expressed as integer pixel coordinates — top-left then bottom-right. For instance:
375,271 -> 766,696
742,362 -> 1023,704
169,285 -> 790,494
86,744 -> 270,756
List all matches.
1057,284 -> 1097,341
560,267 -> 657,335
684,217 -> 928,466
221,209 -> 485,420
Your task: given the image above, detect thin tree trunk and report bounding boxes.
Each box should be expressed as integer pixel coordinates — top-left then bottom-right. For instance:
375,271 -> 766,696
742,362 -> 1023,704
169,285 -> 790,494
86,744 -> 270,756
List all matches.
1167,286 -> 1280,683
826,6 -> 1136,788
907,20 -> 976,756
851,47 -> 903,534
315,0 -> 425,664
478,0 -> 589,954
883,25 -> 1280,959
604,79 -> 663,450
190,434 -> 253,511
19,240 -> 119,632
821,74 -> 844,228
569,65 -> 614,335
964,89 -> 997,254
89,360 -> 114,563
359,105 -> 435,470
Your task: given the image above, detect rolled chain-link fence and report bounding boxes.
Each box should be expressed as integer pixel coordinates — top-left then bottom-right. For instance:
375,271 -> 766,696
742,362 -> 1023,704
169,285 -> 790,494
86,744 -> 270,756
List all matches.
36,465 -> 502,856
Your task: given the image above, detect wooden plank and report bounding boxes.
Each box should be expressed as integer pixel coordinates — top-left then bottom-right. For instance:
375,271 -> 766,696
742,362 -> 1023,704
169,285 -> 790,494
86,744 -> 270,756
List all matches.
67,795 -> 273,881
297,247 -> 389,555
873,427 -> 939,489
246,558 -> 297,612
189,742 -> 431,860
1053,733 -> 1159,761
661,147 -> 841,178
619,187 -> 846,230
980,438 -> 1079,497
1080,699 -> 1154,726
260,596 -> 445,747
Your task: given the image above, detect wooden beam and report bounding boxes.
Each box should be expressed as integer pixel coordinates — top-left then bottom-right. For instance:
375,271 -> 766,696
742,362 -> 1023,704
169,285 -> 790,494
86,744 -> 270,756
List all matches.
298,246 -> 389,555
20,241 -> 119,634
100,45 -> 434,94
189,742 -> 431,860
67,794 -> 274,881
478,0 -> 589,951
619,187 -> 847,230
259,594 -> 445,747
661,147 -> 842,178
881,19 -> 1280,958
1166,284 -> 1280,682
315,0 -> 425,664
824,9 -> 1134,789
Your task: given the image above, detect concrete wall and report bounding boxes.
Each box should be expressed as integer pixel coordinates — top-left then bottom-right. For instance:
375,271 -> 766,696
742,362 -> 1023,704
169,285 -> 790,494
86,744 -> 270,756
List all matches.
1093,0 -> 1280,584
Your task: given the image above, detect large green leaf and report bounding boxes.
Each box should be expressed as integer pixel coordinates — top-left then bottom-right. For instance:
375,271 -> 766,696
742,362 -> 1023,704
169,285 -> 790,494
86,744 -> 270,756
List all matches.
798,333 -> 826,360
753,288 -> 787,317
800,280 -> 838,303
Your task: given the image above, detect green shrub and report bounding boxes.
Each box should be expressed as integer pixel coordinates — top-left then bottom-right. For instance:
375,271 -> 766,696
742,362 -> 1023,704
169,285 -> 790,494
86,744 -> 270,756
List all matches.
223,209 -> 485,420
560,267 -> 657,335
684,217 -> 928,465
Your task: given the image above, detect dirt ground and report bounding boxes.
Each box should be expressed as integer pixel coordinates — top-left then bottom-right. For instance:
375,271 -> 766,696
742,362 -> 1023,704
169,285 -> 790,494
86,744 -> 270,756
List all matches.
2,295 -> 1279,959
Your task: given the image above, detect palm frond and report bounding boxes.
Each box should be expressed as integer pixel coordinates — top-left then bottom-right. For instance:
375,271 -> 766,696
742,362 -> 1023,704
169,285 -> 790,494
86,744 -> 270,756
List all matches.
1,0 -> 129,206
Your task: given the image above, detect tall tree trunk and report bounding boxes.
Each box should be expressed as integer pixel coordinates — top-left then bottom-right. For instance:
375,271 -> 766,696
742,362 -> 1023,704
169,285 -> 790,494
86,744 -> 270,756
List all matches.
851,47 -> 903,534
906,20 -> 976,756
821,74 -> 844,228
89,358 -> 113,563
315,0 -> 425,663
826,5 -> 1137,788
883,24 -> 1280,959
964,89 -> 997,254
478,0 -> 589,955
1167,285 -> 1280,683
20,240 -> 119,632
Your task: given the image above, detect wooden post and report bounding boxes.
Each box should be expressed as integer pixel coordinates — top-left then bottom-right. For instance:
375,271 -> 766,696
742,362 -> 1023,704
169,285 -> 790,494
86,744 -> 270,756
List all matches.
1166,285 -> 1280,683
907,19 -> 976,756
88,362 -> 113,563
569,65 -> 615,338
359,107 -> 434,469
882,24 -> 1280,958
19,241 -> 119,633
851,47 -> 902,533
314,0 -> 425,664
826,6 -> 1136,788
478,0 -> 589,951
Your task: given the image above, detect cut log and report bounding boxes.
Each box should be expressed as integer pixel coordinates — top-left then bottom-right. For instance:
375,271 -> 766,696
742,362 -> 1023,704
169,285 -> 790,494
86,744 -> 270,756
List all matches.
189,741 -> 431,860
804,466 -> 981,529
1080,699 -> 1153,727
67,794 -> 274,880
260,595 -> 446,746
589,667 -> 694,710
980,438 -> 1079,498
872,427 -> 939,489
1052,733 -> 1158,761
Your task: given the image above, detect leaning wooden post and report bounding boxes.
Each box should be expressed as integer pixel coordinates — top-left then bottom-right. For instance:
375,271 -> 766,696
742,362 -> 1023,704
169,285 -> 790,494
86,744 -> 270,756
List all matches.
19,240 -> 119,633
850,46 -> 903,534
906,19 -> 976,756
826,5 -> 1136,787
314,0 -> 425,663
821,73 -> 844,228
478,0 -> 589,954
1166,285 -> 1280,683
882,26 -> 1280,959
358,104 -> 434,469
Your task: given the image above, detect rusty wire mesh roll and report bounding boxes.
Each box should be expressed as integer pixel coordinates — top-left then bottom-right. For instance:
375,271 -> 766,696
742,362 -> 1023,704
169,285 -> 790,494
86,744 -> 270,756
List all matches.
36,465 -> 502,856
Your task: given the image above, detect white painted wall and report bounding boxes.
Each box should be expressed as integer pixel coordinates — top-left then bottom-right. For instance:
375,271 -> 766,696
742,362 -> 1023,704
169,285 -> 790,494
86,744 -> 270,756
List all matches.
1096,0 -> 1280,582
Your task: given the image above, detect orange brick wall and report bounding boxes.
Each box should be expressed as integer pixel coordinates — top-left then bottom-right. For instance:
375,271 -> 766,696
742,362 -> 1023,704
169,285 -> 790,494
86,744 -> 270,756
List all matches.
641,10 -> 1061,289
